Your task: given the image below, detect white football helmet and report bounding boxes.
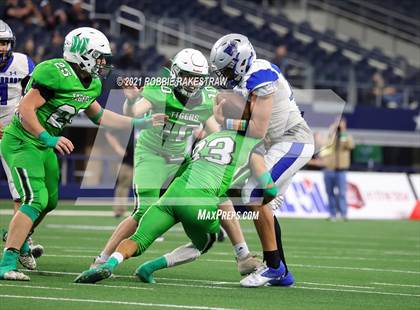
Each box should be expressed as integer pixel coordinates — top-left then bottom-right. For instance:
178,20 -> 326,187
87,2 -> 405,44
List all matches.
63,27 -> 112,78
210,34 -> 256,87
171,48 -> 209,97
0,20 -> 15,65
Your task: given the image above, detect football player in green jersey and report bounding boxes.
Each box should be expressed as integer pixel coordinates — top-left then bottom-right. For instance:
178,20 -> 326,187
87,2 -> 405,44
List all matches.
0,27 -> 166,281
91,48 -> 221,267
74,94 -> 271,284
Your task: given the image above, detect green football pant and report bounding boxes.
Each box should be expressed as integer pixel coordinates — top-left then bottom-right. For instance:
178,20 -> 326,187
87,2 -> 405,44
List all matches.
131,147 -> 183,222
1,133 -> 59,222
129,176 -> 220,256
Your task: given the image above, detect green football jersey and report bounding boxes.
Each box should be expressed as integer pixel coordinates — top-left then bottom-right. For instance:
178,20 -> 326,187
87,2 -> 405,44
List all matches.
5,58 -> 102,147
138,85 -> 216,158
183,130 -> 262,197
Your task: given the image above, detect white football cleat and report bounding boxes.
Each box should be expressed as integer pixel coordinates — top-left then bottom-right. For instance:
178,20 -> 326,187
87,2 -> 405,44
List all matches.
240,262 -> 285,288
2,270 -> 30,281
18,253 -> 37,270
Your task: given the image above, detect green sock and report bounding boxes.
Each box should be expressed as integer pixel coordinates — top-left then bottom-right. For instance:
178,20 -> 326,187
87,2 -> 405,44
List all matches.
0,249 -> 19,269
20,239 -> 30,255
139,256 -> 168,274
104,257 -> 120,272
147,256 -> 168,271
136,256 -> 167,283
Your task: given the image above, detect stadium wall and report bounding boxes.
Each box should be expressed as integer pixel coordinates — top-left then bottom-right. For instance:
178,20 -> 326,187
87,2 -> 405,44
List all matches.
278,171 -> 419,220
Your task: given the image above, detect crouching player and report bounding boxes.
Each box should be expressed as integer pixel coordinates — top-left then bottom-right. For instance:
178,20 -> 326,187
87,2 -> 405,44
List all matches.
74,95 -> 275,284
0,27 -> 166,281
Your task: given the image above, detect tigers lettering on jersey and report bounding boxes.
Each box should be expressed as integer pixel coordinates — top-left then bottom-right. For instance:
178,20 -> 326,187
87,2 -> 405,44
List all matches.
138,84 -> 216,157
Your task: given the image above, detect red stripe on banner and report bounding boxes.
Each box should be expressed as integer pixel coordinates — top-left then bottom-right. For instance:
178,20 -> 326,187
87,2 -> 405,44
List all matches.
409,201 -> 420,220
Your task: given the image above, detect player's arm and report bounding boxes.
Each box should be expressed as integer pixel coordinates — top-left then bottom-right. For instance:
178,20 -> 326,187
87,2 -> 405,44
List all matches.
201,116 -> 221,137
215,93 -> 273,139
122,86 -> 153,117
124,97 -> 153,117
85,100 -> 167,129
246,94 -> 273,138
18,88 -> 74,155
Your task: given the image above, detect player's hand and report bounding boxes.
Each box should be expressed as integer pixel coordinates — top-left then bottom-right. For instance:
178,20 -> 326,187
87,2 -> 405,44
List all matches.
122,80 -> 142,101
55,136 -> 74,155
0,123 -> 3,139
214,98 -> 226,124
149,113 -> 168,126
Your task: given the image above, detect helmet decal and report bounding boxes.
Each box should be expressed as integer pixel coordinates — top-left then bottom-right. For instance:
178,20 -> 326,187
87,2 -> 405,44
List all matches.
70,35 -> 90,54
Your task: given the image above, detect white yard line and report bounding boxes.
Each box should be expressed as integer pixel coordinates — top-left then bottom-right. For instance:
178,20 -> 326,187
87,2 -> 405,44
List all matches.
72,283 -> 153,290
46,224 -> 117,230
23,270 -> 235,290
288,254 -> 420,263
295,286 -> 420,298
286,245 -> 420,257
0,283 -> 69,290
0,210 -> 116,217
288,263 -> 420,275
202,259 -> 420,274
155,282 -> 235,290
372,282 -> 420,288
300,282 -> 375,289
44,254 -> 93,258
0,295 -> 236,310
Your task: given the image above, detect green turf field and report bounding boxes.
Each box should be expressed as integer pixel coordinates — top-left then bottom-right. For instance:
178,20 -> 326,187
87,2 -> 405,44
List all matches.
0,201 -> 419,310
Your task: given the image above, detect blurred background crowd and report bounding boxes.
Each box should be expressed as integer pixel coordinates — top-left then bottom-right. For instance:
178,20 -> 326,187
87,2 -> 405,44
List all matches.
1,0 -> 419,110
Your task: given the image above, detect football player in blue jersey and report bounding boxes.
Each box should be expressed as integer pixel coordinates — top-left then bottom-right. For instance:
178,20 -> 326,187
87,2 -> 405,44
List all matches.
135,34 -> 314,288
0,19 -> 44,271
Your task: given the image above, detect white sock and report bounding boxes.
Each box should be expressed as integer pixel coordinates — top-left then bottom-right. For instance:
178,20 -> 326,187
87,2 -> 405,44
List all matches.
97,251 -> 109,263
110,252 -> 124,264
234,242 -> 249,260
164,243 -> 201,267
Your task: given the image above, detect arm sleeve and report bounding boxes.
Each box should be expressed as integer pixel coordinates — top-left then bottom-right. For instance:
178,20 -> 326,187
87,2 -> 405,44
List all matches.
20,75 -> 31,95
31,82 -> 55,101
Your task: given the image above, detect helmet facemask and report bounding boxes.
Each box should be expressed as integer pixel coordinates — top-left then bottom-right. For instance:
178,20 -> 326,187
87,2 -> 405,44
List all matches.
172,64 -> 207,98
210,34 -> 256,88
92,50 -> 113,79
212,61 -> 238,89
0,39 -> 14,66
